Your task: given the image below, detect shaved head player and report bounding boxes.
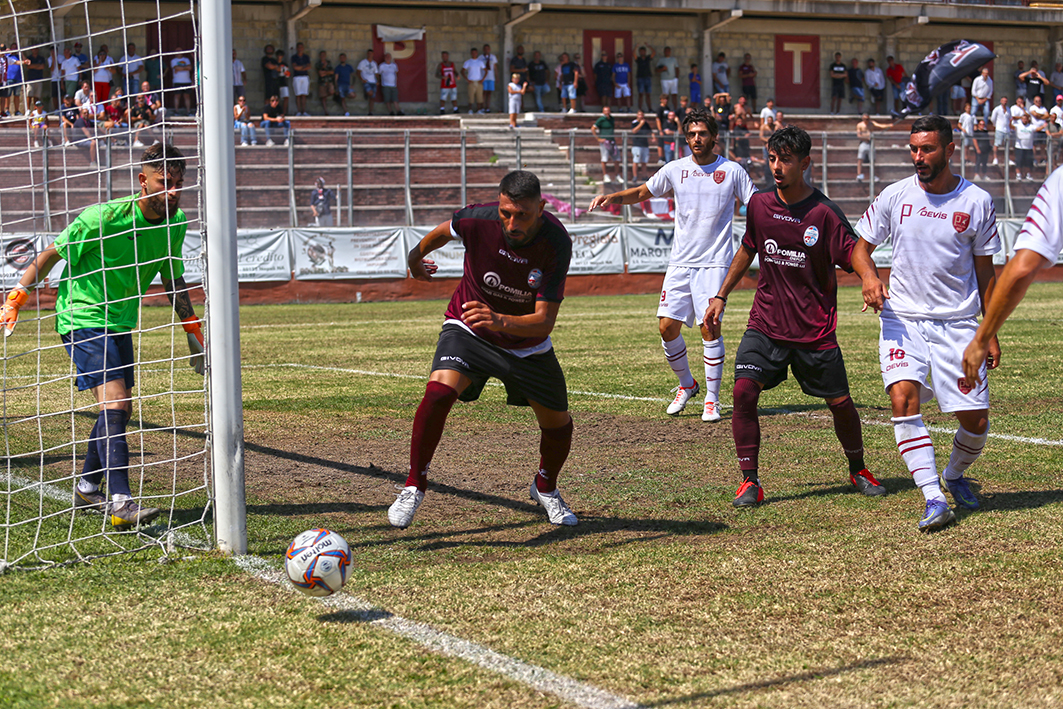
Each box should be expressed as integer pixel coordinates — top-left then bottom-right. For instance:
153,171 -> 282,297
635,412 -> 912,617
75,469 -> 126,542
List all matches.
704,126 -> 886,507
590,107 -> 756,422
389,171 -> 577,529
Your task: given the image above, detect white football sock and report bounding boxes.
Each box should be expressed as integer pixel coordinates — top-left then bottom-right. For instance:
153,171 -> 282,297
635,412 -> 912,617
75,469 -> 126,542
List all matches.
703,337 -> 724,403
112,493 -> 131,503
662,335 -> 696,389
943,423 -> 989,481
893,414 -> 944,502
77,479 -> 98,494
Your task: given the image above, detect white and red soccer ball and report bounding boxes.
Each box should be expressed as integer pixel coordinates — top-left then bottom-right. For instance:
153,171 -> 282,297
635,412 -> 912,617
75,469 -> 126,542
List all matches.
284,528 -> 352,597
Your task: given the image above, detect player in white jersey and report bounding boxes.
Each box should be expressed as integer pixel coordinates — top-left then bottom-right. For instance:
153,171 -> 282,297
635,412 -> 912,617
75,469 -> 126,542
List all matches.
963,167 -> 1063,382
857,115 -> 1001,532
589,107 -> 756,421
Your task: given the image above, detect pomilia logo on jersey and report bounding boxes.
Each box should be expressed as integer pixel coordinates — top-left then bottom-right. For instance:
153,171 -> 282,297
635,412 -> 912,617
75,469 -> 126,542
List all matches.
803,226 -> 819,246
952,212 -> 971,233
713,170 -> 725,184
527,268 -> 543,289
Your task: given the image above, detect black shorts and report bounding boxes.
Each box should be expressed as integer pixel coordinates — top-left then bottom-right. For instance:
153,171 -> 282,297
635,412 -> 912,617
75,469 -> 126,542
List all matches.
1016,148 -> 1033,169
870,88 -> 884,101
831,83 -> 846,99
742,85 -> 756,100
734,328 -> 849,399
431,323 -> 568,412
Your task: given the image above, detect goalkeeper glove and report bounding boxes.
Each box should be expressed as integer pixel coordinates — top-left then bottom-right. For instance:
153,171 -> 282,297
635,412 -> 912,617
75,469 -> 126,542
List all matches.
182,316 -> 205,375
2,287 -> 29,337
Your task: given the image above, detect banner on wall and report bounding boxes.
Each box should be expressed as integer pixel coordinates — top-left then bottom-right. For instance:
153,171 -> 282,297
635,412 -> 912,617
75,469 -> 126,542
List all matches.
0,234 -> 51,289
774,34 -> 820,109
293,228 -> 407,279
566,225 -> 624,274
373,24 -> 427,103
405,227 -> 466,278
178,230 -> 292,284
624,224 -> 747,273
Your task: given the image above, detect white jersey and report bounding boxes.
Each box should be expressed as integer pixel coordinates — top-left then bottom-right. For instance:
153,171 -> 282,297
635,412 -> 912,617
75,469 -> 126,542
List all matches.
857,175 -> 1000,321
1014,166 -> 1063,264
991,105 -> 1010,133
959,112 -> 974,137
645,155 -> 756,268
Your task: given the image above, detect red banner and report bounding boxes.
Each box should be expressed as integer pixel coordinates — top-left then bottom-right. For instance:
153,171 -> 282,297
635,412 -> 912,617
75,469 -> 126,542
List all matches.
774,35 -> 819,109
372,26 -> 427,102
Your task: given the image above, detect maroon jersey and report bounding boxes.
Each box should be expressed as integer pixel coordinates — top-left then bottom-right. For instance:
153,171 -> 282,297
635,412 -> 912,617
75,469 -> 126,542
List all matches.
445,203 -> 571,350
742,188 -> 856,349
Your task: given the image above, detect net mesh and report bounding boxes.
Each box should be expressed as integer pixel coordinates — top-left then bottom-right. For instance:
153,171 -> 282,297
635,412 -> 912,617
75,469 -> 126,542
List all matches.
0,0 -> 212,570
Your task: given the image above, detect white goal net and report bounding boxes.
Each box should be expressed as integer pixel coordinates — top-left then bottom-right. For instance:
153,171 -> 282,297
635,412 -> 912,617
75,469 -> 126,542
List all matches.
0,0 -> 217,570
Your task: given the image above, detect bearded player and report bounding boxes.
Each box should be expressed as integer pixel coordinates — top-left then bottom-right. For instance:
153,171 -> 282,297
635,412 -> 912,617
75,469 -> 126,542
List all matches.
857,115 -> 1000,531
1,143 -> 203,530
388,171 -> 576,529
704,126 -> 886,507
590,107 -> 756,422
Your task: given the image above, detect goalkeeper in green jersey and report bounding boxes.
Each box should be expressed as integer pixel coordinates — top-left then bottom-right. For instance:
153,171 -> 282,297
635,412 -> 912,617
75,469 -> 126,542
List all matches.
2,143 -> 204,529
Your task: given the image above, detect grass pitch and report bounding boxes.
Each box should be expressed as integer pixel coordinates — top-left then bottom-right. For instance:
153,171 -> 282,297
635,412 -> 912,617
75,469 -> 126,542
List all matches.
3,284 -> 1063,708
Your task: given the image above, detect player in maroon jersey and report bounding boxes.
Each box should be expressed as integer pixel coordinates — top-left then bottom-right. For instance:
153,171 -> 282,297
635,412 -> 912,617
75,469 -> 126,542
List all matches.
704,126 -> 886,507
388,171 -> 577,529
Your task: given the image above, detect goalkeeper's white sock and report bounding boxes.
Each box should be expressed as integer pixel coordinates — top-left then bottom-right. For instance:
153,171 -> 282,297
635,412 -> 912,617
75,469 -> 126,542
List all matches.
77,479 -> 99,494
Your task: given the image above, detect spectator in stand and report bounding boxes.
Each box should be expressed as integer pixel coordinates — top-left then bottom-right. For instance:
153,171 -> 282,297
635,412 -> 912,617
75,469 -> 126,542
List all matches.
47,47 -> 61,110
5,44 -> 28,116
169,47 -> 194,115
991,96 -> 1010,166
357,49 -> 378,116
959,101 -> 976,164
29,99 -> 46,147
712,51 -> 729,94
506,72 -> 524,128
557,52 -> 578,114
528,50 -> 549,112
261,94 -> 289,147
334,53 -> 354,115
574,52 -> 588,112
1047,112 -> 1063,166
482,44 -> 498,113
233,94 -> 257,146
1014,60 -> 1027,101
59,93 -> 79,144
855,112 -> 891,181
829,52 -> 847,115
101,93 -> 127,138
436,51 -> 458,114
1024,60 -> 1048,104
119,43 -> 143,99
1011,95 -> 1029,123
630,109 -> 652,182
74,79 -> 92,108
885,55 -> 905,112
141,79 -> 164,121
678,94 -> 691,118
688,64 -> 701,105
591,105 -> 620,183
290,42 -> 311,116
972,117 -> 990,180
379,52 -> 401,115
1052,93 -> 1063,125
593,51 -> 613,108
865,58 -> 885,115
310,177 -> 334,226
635,44 -> 655,111
1029,94 -> 1049,165
775,110 -> 786,127
509,45 -> 528,110
612,51 -> 631,109
759,113 -> 776,185
759,97 -> 776,122
273,49 -> 291,114
72,41 -> 88,84
92,45 -> 114,103
1011,111 -> 1042,181
738,53 -> 756,110
73,96 -> 100,164
848,57 -> 865,114
711,91 -> 732,131
655,94 -> 670,162
1051,62 -> 1063,103
656,46 -> 679,110
316,51 -> 333,115
462,47 -> 486,113
129,94 -> 154,146
60,46 -> 80,104
731,94 -> 750,128
661,109 -> 679,162
231,49 -> 246,104
23,46 -> 45,115
261,44 -> 278,103
971,67 -> 993,121
951,82 -> 967,114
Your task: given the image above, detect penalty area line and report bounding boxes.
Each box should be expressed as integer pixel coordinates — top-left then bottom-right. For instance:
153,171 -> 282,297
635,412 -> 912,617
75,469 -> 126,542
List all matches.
251,363 -> 1063,447
234,556 -> 645,709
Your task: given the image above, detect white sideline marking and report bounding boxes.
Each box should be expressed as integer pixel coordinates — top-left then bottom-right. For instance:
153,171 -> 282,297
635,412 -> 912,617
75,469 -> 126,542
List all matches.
234,555 -> 644,709
250,362 -> 1063,447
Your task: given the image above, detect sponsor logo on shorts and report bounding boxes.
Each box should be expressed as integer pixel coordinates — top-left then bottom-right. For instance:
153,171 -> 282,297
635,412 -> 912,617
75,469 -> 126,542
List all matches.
952,211 -> 971,233
527,268 -> 543,289
763,239 -> 806,268
803,226 -> 819,246
957,377 -> 973,395
713,170 -> 726,184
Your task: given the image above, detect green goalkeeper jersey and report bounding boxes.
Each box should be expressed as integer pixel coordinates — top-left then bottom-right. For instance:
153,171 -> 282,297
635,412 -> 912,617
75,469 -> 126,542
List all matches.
53,194 -> 187,335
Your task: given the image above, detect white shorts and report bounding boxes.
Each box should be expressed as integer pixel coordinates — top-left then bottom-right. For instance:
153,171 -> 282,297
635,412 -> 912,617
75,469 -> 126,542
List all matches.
857,141 -> 870,161
293,76 -> 310,96
661,78 -> 678,95
614,84 -> 631,98
878,314 -> 988,413
278,86 -> 290,98
657,265 -> 727,328
631,145 -> 649,163
440,87 -> 457,101
508,94 -> 523,114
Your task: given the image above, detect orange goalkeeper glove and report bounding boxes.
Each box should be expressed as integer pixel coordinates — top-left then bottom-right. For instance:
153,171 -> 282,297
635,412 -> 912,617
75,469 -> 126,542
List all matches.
2,287 -> 29,337
182,316 -> 205,375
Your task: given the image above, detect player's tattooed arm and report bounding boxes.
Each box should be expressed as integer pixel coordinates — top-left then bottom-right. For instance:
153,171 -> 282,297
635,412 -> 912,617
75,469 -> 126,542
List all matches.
163,277 -> 197,321
853,238 -> 889,312
407,221 -> 451,281
703,245 -> 755,339
588,182 -> 653,212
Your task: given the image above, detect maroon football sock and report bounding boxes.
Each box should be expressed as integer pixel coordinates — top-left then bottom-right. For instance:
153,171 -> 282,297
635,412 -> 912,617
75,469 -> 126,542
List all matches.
827,395 -> 866,474
535,418 -> 573,493
406,381 -> 459,490
732,377 -> 761,476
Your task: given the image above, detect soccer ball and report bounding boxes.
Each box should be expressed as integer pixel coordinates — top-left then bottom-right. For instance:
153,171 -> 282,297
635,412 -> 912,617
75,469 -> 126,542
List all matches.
284,528 -> 352,597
